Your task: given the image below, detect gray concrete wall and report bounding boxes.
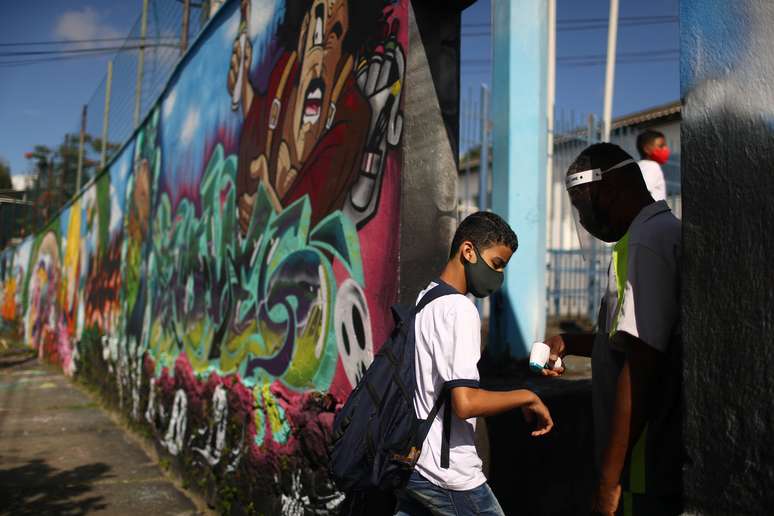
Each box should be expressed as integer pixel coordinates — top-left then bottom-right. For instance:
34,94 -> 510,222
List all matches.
399,2 -> 460,305
681,1 -> 774,513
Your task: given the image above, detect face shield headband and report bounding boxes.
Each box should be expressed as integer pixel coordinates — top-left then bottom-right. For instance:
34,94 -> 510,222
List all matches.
565,158 -> 635,259
564,158 -> 635,191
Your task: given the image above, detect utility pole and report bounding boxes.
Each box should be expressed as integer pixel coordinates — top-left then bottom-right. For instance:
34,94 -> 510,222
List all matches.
45,150 -> 53,220
61,135 -> 69,209
602,0 -> 619,142
181,0 -> 191,54
76,105 -> 87,194
478,84 -> 490,213
586,113 -> 598,320
545,0 -> 556,249
133,0 -> 150,128
101,60 -> 113,170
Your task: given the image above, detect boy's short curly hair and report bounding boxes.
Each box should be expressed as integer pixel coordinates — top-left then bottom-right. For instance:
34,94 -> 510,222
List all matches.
449,211 -> 518,259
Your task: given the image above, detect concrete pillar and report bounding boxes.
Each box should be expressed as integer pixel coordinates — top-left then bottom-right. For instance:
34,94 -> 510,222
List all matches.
682,1 -> 774,513
488,0 -> 548,358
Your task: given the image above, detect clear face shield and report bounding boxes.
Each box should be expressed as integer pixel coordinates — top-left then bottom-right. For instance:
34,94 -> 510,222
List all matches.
565,158 -> 635,261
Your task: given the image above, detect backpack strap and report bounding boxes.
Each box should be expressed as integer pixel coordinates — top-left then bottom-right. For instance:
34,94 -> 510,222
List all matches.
414,279 -> 460,314
442,392 -> 452,469
424,385 -> 451,468
424,386 -> 453,469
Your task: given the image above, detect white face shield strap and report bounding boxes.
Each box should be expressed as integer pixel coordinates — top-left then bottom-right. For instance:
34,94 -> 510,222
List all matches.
565,158 -> 635,261
564,158 -> 635,191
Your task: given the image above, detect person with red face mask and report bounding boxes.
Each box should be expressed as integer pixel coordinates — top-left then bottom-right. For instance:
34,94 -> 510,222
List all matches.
635,130 -> 669,201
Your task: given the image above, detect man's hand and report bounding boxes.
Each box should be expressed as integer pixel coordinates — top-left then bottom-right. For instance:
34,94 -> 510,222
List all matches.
520,395 -> 554,436
541,334 -> 567,377
591,482 -> 621,516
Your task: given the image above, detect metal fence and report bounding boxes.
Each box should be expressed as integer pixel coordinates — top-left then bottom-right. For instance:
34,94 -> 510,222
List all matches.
458,86 -> 490,222
545,111 -> 681,321
458,94 -> 682,323
19,0 -> 218,232
546,246 -> 609,324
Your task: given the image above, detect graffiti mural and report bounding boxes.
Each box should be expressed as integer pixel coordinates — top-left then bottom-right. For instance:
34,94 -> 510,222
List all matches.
0,0 -> 407,511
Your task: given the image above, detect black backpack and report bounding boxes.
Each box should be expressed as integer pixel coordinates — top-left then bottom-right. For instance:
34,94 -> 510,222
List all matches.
329,281 -> 459,492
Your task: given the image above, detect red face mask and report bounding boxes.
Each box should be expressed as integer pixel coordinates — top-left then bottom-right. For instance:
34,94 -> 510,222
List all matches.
649,146 -> 670,165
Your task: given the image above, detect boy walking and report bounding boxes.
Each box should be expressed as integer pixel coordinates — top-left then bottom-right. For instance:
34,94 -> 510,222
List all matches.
396,211 -> 553,516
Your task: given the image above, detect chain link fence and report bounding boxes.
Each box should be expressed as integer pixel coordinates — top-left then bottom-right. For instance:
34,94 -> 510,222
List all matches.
546,107 -> 682,323
20,0 -> 217,232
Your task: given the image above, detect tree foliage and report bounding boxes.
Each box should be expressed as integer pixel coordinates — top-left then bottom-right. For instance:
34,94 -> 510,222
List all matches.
0,158 -> 11,190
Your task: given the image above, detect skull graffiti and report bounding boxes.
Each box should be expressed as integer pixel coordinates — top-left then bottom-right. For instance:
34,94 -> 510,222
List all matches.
334,278 -> 373,387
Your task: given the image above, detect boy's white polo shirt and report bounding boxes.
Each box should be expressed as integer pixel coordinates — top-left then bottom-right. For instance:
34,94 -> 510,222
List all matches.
412,281 -> 487,491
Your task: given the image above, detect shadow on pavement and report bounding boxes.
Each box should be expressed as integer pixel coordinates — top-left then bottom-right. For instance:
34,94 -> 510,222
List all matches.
0,349 -> 37,369
0,457 -> 112,515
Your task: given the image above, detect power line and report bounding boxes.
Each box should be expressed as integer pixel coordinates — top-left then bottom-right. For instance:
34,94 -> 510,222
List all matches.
462,16 -> 678,36
461,49 -> 677,66
461,56 -> 677,69
461,15 -> 676,28
0,36 -> 174,47
558,48 -> 677,61
559,57 -> 678,67
555,18 -> 677,32
0,52 -> 120,68
0,43 -> 179,59
556,15 -> 676,24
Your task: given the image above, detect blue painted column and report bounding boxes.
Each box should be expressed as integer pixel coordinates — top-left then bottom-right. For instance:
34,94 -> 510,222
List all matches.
488,0 -> 548,359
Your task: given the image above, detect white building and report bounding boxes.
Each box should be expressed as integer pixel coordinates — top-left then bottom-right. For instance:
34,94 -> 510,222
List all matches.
11,174 -> 35,192
458,101 -> 681,251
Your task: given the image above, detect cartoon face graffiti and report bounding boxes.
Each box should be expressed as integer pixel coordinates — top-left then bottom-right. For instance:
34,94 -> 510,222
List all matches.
229,0 -> 403,233
25,232 -> 61,352
291,0 -> 348,161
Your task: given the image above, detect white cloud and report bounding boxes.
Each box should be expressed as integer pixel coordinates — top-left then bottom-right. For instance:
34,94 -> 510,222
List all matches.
248,0 -> 277,41
116,155 -> 129,183
109,183 -> 123,233
163,89 -> 177,117
53,7 -> 121,48
224,12 -> 240,43
181,108 -> 200,145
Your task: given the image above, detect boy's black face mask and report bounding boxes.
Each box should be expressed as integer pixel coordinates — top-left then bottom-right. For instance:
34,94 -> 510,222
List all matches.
463,246 -> 504,298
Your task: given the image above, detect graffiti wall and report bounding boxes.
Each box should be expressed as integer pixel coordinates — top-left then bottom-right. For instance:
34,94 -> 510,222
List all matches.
0,0 -> 407,511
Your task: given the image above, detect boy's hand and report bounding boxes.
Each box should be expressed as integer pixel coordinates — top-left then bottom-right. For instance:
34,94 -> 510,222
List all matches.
541,335 -> 566,377
521,395 -> 554,436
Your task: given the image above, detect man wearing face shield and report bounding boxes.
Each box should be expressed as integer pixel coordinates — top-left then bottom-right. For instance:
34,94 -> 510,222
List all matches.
543,143 -> 683,515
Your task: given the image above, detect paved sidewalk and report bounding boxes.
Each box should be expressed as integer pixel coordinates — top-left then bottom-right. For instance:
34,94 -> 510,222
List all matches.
0,349 -> 201,515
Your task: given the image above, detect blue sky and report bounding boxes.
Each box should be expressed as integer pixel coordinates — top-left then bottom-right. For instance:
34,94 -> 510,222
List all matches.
461,0 -> 679,123
0,1 -> 142,177
0,0 -> 678,177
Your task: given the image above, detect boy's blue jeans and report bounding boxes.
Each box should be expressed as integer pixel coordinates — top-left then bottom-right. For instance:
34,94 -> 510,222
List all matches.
394,471 -> 505,516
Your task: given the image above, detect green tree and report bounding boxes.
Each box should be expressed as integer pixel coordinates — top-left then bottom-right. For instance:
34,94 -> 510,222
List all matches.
17,132 -> 119,236
0,158 -> 11,190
